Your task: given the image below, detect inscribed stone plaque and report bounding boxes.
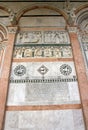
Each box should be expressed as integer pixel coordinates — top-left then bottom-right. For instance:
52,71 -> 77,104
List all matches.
25,82 -> 69,105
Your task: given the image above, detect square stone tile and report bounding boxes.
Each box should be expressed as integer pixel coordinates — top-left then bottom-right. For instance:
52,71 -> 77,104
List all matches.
72,109 -> 85,130
18,110 -> 74,130
4,111 -> 19,129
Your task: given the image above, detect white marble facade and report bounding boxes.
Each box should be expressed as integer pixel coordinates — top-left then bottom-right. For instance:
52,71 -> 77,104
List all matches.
7,61 -> 80,106
10,61 -> 76,79
4,109 -> 85,130
7,81 -> 80,106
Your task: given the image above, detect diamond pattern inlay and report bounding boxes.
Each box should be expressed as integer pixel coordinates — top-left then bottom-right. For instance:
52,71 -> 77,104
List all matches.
37,65 -> 48,76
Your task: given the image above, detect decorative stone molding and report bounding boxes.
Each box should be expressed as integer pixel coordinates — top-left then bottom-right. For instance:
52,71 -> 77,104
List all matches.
0,42 -> 6,51
8,26 -> 18,34
8,9 -> 17,25
67,26 -> 77,33
10,77 -> 77,83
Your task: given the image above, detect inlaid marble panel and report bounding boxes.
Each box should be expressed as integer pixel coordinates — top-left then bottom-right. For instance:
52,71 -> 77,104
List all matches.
10,62 -> 76,80
7,61 -> 80,106
7,81 -> 80,106
4,109 -> 85,130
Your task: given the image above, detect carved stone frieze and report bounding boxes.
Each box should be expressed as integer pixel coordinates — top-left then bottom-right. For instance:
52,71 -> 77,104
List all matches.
15,31 -> 70,44
13,45 -> 72,58
8,9 -> 17,25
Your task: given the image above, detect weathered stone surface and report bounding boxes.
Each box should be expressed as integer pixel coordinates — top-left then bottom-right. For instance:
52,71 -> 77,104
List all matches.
4,109 -> 85,130
7,81 -> 80,106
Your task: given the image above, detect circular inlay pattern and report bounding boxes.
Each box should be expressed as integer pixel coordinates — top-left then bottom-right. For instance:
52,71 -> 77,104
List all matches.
60,64 -> 72,76
14,65 -> 26,76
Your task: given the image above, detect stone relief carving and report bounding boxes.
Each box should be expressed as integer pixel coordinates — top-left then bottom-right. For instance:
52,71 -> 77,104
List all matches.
67,8 -> 76,26
8,9 -> 17,25
8,26 -> 18,33
13,46 -> 72,58
44,31 -> 69,44
16,31 -> 42,44
16,31 -> 70,44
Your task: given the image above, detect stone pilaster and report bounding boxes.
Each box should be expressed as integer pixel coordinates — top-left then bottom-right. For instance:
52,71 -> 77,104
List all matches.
67,26 -> 88,130
0,26 -> 18,130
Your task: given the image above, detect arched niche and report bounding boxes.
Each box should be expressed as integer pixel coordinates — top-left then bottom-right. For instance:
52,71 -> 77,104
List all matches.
76,4 -> 88,31
13,4 -> 71,59
0,5 -> 10,26
17,4 -> 67,27
76,5 -> 88,75
0,23 -> 8,75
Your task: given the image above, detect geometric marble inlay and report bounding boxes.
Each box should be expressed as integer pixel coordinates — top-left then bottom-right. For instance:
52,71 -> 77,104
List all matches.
60,64 -> 72,76
14,65 -> 26,76
37,65 -> 48,77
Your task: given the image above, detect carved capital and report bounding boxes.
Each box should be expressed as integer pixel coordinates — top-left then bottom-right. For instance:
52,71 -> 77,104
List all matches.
8,9 -> 17,25
8,26 -> 18,34
67,26 -> 77,33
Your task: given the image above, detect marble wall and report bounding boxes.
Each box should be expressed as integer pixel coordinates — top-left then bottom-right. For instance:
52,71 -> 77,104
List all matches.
10,62 -> 76,79
80,34 -> 88,69
19,17 -> 66,27
4,109 -> 85,130
7,81 -> 80,106
7,61 -> 80,106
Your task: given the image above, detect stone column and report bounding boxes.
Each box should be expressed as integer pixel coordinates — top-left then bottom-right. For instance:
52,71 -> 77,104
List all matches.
0,26 -> 18,130
67,26 -> 88,130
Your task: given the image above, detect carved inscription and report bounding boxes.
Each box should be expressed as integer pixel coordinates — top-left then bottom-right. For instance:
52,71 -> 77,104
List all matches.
25,82 -> 69,104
